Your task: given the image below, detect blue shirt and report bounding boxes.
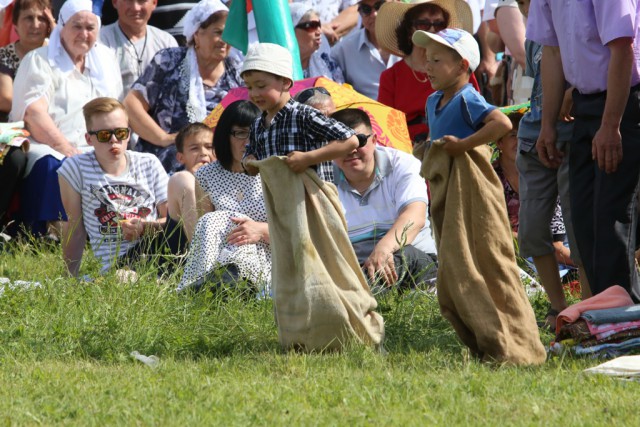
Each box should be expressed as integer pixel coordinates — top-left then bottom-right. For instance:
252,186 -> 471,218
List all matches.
426,84 -> 494,141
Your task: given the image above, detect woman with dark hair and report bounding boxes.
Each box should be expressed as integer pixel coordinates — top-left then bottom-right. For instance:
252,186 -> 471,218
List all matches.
375,0 -> 478,143
123,0 -> 242,174
177,100 -> 271,294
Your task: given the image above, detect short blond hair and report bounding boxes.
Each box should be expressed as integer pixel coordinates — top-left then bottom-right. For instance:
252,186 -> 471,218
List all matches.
83,97 -> 128,129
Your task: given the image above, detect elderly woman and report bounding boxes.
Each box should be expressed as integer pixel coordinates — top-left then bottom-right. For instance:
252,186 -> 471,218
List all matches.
178,100 -> 271,295
290,2 -> 344,83
9,0 -> 122,236
0,0 -> 55,122
376,0 -> 478,143
123,0 -> 242,174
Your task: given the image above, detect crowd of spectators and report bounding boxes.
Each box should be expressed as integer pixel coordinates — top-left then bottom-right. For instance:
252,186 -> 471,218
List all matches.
1,0 -> 638,331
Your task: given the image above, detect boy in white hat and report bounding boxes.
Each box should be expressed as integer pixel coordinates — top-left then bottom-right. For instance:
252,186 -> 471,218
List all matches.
240,43 -> 359,182
411,28 -> 511,154
411,29 -> 546,365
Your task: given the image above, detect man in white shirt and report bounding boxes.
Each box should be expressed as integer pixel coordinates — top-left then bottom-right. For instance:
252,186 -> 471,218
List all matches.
330,0 -> 400,99
100,0 -> 177,95
331,108 -> 437,291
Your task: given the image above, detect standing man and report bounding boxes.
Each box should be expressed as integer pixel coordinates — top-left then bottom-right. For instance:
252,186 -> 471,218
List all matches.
330,0 -> 400,99
100,0 -> 177,95
527,0 -> 640,300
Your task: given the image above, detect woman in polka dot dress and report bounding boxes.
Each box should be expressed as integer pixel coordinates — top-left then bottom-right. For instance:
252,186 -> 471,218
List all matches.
178,101 -> 271,294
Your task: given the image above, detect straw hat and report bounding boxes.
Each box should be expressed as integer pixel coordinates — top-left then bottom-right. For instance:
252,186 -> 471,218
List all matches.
375,0 -> 473,57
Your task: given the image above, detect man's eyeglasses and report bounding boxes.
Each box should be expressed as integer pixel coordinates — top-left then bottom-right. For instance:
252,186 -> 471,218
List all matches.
356,133 -> 372,148
88,127 -> 130,143
412,19 -> 447,32
294,86 -> 331,104
230,129 -> 251,140
295,20 -> 322,32
358,0 -> 385,17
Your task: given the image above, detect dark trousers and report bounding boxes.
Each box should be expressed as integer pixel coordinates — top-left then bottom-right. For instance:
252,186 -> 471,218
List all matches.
570,85 -> 640,301
0,146 -> 26,222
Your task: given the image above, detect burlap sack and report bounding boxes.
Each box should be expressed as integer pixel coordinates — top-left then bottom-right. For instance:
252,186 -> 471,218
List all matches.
419,142 -> 546,365
254,157 -> 384,351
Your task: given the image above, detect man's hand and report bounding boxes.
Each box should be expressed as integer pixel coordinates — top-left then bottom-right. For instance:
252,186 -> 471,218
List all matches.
364,246 -> 398,286
536,127 -> 563,169
322,23 -> 339,45
558,87 -> 575,122
284,151 -> 311,173
592,123 -> 623,173
242,154 -> 259,175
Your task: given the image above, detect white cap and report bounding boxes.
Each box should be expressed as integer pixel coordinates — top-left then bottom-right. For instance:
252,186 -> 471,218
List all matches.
412,28 -> 480,72
241,43 -> 294,82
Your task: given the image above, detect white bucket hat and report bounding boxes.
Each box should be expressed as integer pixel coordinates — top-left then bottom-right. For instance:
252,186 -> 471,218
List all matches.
412,28 -> 480,71
241,43 -> 294,82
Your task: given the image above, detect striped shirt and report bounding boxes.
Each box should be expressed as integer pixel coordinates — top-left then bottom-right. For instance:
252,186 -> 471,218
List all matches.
57,151 -> 168,271
246,98 -> 355,182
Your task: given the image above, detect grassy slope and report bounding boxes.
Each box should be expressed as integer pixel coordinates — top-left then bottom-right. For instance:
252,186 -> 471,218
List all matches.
0,243 -> 636,426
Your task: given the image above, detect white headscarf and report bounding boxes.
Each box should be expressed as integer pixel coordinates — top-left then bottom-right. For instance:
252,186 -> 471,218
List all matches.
47,0 -> 111,95
289,2 -> 312,26
182,0 -> 229,43
182,0 -> 229,122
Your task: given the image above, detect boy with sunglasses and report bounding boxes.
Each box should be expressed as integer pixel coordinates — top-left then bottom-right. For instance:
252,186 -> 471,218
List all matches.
58,97 -> 169,278
330,0 -> 400,99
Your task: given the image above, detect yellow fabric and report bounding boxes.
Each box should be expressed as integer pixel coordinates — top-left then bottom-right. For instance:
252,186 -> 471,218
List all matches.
417,142 -> 546,365
254,156 -> 385,351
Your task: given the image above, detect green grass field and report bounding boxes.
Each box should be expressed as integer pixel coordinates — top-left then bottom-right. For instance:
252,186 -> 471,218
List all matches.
1,241 -> 637,426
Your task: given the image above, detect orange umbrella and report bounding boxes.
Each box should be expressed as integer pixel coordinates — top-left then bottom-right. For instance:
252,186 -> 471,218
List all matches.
204,77 -> 412,153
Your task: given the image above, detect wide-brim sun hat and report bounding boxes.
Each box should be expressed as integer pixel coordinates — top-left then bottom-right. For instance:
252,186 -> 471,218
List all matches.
412,28 -> 480,71
375,0 -> 473,57
241,43 -> 294,82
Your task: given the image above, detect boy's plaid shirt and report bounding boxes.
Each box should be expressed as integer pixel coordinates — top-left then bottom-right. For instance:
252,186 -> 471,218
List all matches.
246,99 -> 355,182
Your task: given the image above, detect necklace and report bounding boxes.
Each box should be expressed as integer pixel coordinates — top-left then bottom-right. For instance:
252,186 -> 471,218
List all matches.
410,67 -> 428,83
119,24 -> 147,68
405,57 -> 428,83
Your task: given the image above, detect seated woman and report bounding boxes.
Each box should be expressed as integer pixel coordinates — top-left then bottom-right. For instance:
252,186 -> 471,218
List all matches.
0,0 -> 53,230
290,2 -> 344,83
177,100 -> 271,294
123,0 -> 243,174
9,0 -> 122,236
376,0 -> 478,143
0,0 -> 54,122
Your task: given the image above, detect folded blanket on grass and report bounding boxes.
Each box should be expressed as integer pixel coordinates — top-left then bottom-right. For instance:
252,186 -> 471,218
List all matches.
253,157 -> 384,351
420,142 -> 546,365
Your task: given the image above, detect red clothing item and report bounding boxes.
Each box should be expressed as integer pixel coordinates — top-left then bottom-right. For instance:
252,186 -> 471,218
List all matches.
377,59 -> 479,142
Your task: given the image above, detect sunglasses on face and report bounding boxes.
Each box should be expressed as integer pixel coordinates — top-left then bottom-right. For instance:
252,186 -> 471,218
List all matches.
88,127 -> 130,143
230,129 -> 251,140
358,0 -> 385,17
356,133 -> 372,148
412,19 -> 447,32
294,86 -> 331,104
295,20 -> 322,32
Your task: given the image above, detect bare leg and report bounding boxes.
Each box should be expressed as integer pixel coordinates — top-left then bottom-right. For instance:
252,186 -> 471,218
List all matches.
533,252 -> 567,326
